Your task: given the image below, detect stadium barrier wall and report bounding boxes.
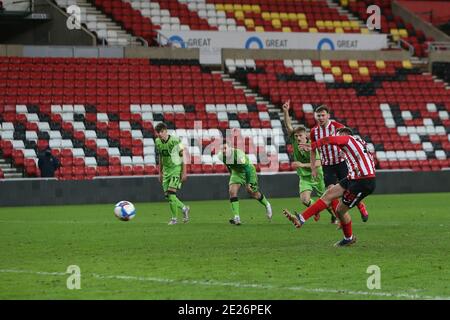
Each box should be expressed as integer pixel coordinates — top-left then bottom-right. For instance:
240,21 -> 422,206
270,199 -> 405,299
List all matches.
157,31 -> 388,50
392,0 -> 450,43
21,45 -> 124,58
0,45 -> 23,56
0,0 -> 96,46
0,171 -> 449,207
1,45 -> 411,65
124,47 -> 200,60
428,51 -> 450,72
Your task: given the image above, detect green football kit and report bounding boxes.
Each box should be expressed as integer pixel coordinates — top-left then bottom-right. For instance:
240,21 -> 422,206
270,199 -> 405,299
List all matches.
155,135 -> 187,222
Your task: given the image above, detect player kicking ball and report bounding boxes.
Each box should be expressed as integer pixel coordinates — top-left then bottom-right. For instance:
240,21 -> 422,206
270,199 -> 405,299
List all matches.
217,142 -> 272,225
155,123 -> 190,225
283,127 -> 376,247
310,105 -> 369,223
282,100 -> 335,223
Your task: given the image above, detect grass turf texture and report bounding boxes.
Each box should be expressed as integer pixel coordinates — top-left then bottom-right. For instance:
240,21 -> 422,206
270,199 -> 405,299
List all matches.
0,193 -> 449,300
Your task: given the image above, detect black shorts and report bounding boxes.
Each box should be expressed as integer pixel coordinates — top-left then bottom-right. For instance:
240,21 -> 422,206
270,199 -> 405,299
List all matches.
323,162 -> 348,187
339,177 -> 376,208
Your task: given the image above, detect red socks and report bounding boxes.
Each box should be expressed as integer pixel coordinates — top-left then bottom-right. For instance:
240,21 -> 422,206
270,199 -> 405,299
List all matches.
357,202 -> 368,215
341,220 -> 353,239
330,199 -> 340,217
302,199 -> 328,221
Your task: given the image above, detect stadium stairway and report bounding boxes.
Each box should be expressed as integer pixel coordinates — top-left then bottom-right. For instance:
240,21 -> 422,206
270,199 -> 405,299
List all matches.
327,0 -> 404,51
214,69 -> 303,130
55,0 -> 143,46
335,0 -> 436,58
431,64 -> 450,91
326,0 -> 367,28
0,157 -> 23,179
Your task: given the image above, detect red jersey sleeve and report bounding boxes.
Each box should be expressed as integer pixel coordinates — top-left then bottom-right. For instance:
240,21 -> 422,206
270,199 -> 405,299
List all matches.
310,127 -> 316,143
332,121 -> 345,129
311,135 -> 350,149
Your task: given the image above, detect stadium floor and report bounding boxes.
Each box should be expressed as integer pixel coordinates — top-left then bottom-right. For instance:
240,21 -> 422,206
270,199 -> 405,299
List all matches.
0,193 -> 449,300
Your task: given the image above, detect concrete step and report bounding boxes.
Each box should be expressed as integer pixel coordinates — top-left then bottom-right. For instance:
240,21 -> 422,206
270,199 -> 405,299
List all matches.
107,25 -> 123,31
1,167 -> 20,173
96,17 -> 113,22
4,173 -> 24,178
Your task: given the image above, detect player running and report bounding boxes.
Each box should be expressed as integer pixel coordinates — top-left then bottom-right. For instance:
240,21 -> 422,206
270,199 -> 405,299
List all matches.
283,127 -> 376,247
310,105 -> 369,223
155,123 -> 190,225
282,100 -> 334,222
217,142 -> 272,225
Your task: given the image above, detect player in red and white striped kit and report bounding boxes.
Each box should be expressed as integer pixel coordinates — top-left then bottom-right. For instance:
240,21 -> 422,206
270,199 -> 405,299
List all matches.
283,127 -> 376,247
309,105 -> 369,223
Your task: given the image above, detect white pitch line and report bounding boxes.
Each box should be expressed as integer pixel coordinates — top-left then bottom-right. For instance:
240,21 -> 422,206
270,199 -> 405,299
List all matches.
1,269 -> 449,300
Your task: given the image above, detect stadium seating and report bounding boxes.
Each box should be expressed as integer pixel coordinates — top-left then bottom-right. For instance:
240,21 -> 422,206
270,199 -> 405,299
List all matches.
340,0 -> 434,57
71,0 -> 369,46
0,57 -> 289,180
226,58 -> 450,171
53,0 -> 438,57
1,56 -> 449,179
183,0 -> 361,33
54,0 -> 436,56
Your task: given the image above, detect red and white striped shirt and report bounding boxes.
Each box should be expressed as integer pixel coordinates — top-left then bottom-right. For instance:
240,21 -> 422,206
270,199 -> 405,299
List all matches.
311,135 -> 376,180
310,120 -> 345,166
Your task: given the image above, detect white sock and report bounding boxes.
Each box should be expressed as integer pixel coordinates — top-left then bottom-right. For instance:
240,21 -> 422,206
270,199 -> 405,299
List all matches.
344,235 -> 353,241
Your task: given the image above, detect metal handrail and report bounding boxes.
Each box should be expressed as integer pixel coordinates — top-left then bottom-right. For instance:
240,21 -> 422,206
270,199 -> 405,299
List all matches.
156,30 -> 174,48
389,34 -> 415,57
428,42 -> 450,52
135,35 -> 148,47
399,38 -> 415,57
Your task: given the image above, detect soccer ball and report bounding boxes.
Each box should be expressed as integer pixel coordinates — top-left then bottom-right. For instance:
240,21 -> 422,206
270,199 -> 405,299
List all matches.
114,201 -> 136,221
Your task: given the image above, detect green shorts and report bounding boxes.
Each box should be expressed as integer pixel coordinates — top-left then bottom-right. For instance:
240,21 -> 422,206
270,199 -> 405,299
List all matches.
162,171 -> 182,193
299,174 -> 326,196
229,167 -> 259,193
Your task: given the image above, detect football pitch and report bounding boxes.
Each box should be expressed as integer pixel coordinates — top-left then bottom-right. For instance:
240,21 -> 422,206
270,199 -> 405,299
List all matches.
0,193 -> 449,300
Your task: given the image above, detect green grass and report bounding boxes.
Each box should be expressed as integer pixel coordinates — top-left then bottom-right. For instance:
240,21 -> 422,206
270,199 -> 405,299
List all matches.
0,193 -> 449,300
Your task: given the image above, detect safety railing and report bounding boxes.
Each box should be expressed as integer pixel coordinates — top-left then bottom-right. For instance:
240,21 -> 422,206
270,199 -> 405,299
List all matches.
428,42 -> 450,52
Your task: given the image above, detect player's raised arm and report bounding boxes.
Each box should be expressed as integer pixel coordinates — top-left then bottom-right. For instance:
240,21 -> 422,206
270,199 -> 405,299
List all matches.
309,131 -> 318,178
282,100 -> 294,136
